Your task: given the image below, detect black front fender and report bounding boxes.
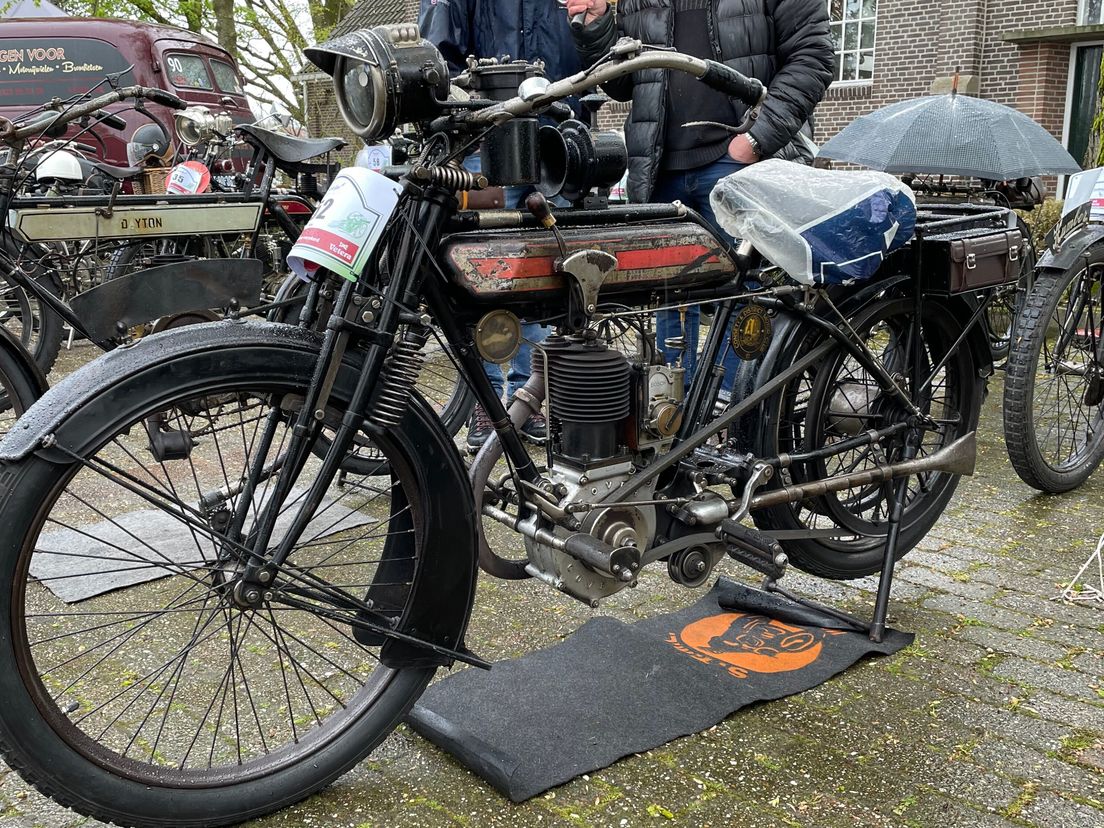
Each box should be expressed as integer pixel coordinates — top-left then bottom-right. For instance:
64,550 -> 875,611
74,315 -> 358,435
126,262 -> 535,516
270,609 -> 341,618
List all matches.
68,258 -> 263,347
0,319 -> 319,462
1037,224 -> 1104,274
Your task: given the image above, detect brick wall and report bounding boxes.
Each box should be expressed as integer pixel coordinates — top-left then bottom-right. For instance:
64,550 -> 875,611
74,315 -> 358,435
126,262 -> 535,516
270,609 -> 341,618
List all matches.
815,0 -> 1078,146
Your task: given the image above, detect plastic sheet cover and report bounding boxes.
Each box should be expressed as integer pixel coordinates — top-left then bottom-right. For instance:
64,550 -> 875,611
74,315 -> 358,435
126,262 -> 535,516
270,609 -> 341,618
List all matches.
710,159 -> 916,285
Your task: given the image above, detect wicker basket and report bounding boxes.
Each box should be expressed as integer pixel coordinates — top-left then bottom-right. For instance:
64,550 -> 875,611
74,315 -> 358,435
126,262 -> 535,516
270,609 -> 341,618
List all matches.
133,166 -> 171,195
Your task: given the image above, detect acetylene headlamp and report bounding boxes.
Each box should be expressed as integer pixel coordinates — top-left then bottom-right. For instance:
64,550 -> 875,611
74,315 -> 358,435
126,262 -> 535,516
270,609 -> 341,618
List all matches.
305,24 -> 449,142
175,106 -> 234,146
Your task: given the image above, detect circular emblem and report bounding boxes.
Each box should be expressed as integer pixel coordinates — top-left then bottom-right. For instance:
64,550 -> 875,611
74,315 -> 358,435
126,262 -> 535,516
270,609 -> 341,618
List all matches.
730,305 -> 773,360
676,612 -> 823,675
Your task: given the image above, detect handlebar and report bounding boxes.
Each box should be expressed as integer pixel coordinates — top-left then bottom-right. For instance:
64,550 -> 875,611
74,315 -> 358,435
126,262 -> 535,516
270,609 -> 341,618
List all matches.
0,86 -> 188,145
467,42 -> 766,127
93,110 -> 129,131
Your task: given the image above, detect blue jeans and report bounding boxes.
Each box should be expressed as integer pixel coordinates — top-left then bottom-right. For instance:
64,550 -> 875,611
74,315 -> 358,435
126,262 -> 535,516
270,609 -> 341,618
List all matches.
463,153 -> 552,401
653,156 -> 746,389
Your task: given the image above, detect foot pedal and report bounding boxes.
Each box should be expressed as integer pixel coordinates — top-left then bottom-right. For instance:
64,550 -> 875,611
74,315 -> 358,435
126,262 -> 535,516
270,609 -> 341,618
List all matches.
717,519 -> 788,580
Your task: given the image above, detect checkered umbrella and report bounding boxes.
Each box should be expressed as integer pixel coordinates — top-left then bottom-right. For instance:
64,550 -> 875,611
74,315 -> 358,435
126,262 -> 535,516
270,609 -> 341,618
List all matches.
818,92 -> 1081,180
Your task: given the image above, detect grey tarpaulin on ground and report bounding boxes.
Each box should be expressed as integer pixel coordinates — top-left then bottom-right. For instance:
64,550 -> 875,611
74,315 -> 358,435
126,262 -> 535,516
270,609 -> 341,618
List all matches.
31,488 -> 376,603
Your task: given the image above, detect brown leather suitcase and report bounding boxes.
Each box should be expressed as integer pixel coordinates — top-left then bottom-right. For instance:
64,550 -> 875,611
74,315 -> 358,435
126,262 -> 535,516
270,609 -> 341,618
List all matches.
919,228 -> 1023,295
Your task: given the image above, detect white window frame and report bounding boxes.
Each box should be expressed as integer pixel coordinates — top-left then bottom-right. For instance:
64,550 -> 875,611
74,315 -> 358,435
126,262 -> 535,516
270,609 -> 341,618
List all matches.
828,0 -> 877,87
1079,0 -> 1104,26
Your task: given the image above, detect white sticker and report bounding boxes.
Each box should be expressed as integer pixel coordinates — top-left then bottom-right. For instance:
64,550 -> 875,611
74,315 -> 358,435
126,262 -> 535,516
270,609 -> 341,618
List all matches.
164,161 -> 211,195
288,168 -> 402,283
355,144 -> 393,172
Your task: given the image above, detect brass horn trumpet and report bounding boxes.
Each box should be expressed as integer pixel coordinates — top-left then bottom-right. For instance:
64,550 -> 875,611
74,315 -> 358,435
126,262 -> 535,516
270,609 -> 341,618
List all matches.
748,431 -> 977,512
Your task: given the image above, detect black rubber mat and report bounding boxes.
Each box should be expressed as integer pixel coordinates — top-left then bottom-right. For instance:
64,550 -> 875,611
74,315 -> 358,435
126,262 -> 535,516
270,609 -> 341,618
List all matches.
406,579 -> 912,802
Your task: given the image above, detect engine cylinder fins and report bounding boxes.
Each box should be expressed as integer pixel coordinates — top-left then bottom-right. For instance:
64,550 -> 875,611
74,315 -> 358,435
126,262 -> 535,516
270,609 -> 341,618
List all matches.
541,336 -> 631,422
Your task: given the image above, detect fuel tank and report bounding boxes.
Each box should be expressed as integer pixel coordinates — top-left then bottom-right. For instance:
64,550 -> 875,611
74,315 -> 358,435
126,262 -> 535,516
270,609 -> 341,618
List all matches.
442,222 -> 736,304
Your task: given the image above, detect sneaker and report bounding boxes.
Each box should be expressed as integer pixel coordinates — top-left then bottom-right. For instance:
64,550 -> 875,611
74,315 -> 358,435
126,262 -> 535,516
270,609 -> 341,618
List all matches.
520,412 -> 547,443
466,405 -> 494,452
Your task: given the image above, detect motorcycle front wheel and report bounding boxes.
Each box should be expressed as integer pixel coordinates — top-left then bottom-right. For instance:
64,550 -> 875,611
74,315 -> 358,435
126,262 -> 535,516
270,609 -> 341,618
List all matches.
1003,249 -> 1104,492
0,336 -> 460,827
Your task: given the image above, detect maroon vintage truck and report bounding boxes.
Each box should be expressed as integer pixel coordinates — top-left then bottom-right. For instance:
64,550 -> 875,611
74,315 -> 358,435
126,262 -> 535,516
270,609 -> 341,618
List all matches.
0,18 -> 252,166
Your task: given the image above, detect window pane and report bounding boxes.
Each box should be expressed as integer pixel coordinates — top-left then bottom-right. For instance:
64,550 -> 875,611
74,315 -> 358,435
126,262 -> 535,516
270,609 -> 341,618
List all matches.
860,21 -> 875,49
833,53 -> 843,81
165,53 -> 212,90
830,22 -> 842,50
859,50 -> 874,79
0,37 -> 134,106
844,21 -> 859,51
211,60 -> 243,95
843,52 -> 858,81
830,0 -> 844,22
862,0 -> 877,17
846,0 -> 861,18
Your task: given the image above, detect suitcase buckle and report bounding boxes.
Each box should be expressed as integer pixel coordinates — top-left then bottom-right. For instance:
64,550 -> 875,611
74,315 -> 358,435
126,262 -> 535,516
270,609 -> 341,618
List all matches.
1009,245 -> 1019,262
966,253 -> 977,270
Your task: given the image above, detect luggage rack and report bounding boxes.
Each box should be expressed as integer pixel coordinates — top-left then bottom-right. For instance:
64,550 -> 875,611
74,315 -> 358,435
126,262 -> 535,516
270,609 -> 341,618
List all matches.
907,203 -> 1022,297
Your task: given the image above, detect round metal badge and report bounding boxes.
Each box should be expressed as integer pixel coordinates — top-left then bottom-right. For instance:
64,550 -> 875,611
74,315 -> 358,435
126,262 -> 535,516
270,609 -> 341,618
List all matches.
730,305 -> 773,360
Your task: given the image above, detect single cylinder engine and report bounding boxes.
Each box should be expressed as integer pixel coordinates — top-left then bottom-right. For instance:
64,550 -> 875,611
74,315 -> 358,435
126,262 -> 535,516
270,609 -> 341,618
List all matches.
540,334 -> 631,463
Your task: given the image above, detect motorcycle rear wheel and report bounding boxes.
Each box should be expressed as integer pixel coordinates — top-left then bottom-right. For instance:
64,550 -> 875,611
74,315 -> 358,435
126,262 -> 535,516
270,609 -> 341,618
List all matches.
0,342 -> 456,827
750,296 -> 982,579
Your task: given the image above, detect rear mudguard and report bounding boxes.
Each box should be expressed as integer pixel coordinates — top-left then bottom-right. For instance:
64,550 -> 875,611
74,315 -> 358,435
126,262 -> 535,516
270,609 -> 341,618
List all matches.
728,276 -> 992,451
0,319 -> 478,669
67,258 -> 263,347
1036,224 -> 1104,274
0,325 -> 48,401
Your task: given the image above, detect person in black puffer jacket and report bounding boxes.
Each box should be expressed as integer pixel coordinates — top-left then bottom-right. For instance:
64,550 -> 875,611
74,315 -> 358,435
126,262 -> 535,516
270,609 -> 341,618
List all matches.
565,0 -> 833,379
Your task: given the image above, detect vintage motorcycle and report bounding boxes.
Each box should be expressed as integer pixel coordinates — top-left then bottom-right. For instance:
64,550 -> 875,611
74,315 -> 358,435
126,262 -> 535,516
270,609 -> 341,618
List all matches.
0,26 -> 1009,827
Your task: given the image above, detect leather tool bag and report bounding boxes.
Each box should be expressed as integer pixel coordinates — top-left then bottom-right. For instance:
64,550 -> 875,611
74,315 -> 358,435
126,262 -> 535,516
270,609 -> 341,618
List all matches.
920,228 -> 1023,295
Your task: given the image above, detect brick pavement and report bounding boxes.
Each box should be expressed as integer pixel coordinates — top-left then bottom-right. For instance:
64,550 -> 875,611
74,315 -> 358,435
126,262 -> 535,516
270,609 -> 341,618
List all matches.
0,368 -> 1100,828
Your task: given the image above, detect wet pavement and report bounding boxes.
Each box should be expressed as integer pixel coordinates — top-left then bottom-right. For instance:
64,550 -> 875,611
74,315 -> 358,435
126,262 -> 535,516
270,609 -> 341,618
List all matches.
0,348 -> 1101,828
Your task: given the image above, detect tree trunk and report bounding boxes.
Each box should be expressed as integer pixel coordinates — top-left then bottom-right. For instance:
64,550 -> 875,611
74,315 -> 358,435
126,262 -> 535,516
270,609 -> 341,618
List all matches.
212,0 -> 237,53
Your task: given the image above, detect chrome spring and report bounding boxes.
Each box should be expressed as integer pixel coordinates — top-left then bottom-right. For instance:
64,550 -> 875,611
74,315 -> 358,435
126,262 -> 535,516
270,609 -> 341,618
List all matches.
410,162 -> 486,192
368,338 -> 426,428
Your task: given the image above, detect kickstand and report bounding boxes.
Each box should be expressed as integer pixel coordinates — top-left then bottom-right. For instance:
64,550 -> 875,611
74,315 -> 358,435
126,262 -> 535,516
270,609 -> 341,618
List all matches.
868,470 -> 910,642
763,464 -> 914,642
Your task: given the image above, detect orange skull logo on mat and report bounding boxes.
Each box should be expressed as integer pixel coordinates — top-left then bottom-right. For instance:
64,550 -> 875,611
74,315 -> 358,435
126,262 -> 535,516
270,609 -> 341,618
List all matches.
667,613 -> 824,679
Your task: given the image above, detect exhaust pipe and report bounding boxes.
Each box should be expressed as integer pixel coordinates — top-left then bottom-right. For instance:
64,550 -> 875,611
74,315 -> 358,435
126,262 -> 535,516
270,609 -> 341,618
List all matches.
748,431 -> 977,512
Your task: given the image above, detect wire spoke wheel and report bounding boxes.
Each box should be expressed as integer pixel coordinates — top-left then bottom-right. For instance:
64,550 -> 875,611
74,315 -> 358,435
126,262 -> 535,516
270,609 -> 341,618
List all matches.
1004,254 -> 1104,492
751,296 -> 980,579
0,353 -> 450,825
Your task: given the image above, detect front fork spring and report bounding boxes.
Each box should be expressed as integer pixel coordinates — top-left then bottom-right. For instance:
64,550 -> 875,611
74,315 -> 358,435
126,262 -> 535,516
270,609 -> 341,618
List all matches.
367,336 -> 426,428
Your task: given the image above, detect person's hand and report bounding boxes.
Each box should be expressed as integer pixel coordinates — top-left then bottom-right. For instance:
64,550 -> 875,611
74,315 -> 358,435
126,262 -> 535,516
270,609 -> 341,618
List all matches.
728,134 -> 760,163
565,0 -> 609,25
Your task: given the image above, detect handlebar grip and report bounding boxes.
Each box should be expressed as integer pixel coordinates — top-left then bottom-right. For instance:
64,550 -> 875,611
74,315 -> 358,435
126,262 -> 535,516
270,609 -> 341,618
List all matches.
95,110 -> 128,131
699,61 -> 766,108
570,10 -> 587,31
144,89 -> 188,111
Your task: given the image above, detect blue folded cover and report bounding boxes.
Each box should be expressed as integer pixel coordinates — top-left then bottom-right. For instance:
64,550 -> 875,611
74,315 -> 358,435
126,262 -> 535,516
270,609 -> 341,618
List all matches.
800,187 -> 916,285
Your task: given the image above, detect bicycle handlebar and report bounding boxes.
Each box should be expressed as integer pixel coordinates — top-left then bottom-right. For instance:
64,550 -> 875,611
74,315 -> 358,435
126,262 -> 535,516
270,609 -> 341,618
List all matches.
0,86 -> 188,144
467,42 -> 766,127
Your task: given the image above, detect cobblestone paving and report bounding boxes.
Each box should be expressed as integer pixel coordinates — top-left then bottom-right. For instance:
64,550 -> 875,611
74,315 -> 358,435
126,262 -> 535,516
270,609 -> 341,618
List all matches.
0,359 -> 1101,828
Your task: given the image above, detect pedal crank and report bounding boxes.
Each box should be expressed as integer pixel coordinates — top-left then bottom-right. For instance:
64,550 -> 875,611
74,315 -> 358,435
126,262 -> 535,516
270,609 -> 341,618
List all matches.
717,518 -> 788,581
